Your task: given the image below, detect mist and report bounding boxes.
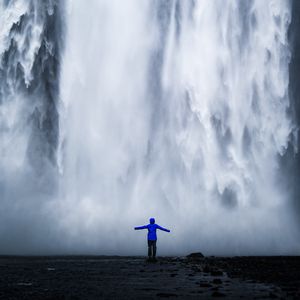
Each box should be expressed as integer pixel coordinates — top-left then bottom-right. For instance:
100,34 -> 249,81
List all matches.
0,0 -> 300,256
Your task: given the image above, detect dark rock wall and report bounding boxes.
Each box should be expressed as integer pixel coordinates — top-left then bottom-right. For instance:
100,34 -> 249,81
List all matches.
0,1 -> 64,171
288,0 -> 300,217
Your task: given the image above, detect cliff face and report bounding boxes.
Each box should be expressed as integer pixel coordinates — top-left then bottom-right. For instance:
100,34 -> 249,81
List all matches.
0,0 -> 64,172
288,0 -> 300,216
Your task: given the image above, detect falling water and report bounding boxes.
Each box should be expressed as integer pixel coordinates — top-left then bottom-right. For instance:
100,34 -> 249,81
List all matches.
0,0 -> 299,255
0,0 -> 63,253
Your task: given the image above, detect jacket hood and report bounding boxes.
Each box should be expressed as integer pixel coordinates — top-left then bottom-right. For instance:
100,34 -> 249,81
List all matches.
150,218 -> 155,224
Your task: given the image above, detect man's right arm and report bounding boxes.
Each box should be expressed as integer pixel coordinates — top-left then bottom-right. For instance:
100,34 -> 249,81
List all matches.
134,225 -> 148,230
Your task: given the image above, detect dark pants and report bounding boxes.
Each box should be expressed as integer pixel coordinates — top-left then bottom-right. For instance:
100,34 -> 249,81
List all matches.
148,240 -> 157,258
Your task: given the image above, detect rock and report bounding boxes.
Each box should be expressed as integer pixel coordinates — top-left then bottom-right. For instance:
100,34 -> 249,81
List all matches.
203,265 -> 211,273
211,291 -> 226,297
269,292 -> 278,298
171,257 -> 184,262
200,282 -> 212,288
187,252 -> 204,259
212,279 -> 222,284
211,270 -> 223,276
156,292 -> 178,298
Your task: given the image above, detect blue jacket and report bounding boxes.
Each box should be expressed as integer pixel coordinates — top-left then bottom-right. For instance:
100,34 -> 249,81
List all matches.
134,218 -> 170,241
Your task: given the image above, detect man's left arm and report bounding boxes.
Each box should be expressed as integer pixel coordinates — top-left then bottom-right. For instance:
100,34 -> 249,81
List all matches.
157,225 -> 170,232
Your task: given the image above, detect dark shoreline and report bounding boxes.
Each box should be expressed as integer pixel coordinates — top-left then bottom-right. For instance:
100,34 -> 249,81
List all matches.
1,254 -> 299,258
0,255 -> 299,299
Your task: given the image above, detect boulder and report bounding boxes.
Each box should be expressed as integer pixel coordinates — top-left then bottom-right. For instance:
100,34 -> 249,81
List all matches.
186,252 -> 204,259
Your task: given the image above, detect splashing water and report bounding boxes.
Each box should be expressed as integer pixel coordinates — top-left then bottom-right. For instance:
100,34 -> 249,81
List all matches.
0,0 -> 299,255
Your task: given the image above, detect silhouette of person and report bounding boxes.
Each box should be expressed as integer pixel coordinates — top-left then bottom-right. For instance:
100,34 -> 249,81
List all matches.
134,218 -> 170,261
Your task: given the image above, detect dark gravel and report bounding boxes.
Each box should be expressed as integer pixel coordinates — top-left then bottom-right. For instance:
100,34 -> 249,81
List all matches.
0,255 -> 299,299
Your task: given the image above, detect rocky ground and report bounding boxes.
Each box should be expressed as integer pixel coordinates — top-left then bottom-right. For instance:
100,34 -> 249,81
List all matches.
0,255 -> 299,299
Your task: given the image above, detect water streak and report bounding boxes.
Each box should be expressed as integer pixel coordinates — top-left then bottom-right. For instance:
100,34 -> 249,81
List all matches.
58,0 -> 298,255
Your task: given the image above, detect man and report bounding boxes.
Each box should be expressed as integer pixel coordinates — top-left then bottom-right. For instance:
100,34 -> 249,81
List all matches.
134,218 -> 170,261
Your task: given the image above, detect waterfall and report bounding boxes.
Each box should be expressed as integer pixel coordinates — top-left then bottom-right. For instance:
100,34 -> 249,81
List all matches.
0,0 -> 299,255
0,0 -> 63,253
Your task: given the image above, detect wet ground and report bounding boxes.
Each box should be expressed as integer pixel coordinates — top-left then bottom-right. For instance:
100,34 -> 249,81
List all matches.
0,255 -> 299,299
